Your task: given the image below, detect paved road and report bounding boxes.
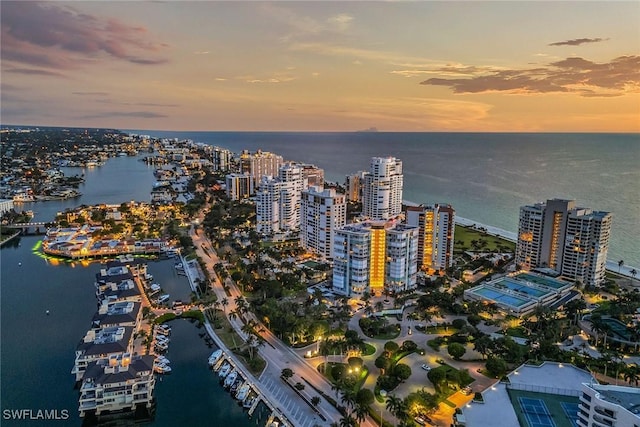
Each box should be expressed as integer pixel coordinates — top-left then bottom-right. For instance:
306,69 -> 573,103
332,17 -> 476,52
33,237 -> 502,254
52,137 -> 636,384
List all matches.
190,226 -> 378,427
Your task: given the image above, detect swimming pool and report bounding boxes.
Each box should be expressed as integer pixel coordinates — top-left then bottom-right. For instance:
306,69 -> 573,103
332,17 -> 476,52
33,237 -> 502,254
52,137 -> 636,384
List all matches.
474,286 -> 530,307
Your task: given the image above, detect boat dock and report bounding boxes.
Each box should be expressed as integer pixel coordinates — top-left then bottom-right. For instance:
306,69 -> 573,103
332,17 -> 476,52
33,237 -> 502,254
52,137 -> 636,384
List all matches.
204,321 -> 293,427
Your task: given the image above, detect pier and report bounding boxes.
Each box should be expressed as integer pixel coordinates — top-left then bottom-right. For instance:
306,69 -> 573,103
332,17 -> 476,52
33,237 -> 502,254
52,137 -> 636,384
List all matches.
204,322 -> 294,427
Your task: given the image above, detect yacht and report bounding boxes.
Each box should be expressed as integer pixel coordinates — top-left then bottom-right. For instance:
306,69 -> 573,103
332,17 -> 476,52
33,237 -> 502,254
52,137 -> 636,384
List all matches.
235,382 -> 250,401
157,294 -> 170,304
12,193 -> 35,202
218,363 -> 231,379
156,336 -> 170,344
154,363 -> 172,374
208,349 -> 223,366
156,327 -> 170,336
155,342 -> 168,352
174,263 -> 184,270
150,283 -> 161,292
224,370 -> 238,388
243,394 -> 257,408
156,356 -> 170,365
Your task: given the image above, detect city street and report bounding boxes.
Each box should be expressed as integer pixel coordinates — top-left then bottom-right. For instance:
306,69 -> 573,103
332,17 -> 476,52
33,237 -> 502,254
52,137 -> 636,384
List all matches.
190,225 -> 378,427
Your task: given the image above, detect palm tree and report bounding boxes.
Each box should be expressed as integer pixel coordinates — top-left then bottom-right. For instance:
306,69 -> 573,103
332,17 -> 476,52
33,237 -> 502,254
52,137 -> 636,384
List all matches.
386,394 -> 403,418
221,297 -> 229,315
630,268 -> 637,279
623,364 -> 640,386
354,404 -> 369,424
374,301 -> 384,313
618,259 -> 624,273
338,414 -> 357,427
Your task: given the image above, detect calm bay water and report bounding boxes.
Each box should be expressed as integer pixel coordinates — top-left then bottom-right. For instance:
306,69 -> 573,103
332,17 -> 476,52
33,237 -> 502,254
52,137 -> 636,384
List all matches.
133,131 -> 640,268
1,156 -> 262,426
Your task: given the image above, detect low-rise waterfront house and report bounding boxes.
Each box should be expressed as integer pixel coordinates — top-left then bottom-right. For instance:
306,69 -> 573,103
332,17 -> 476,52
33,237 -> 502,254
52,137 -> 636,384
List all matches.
78,354 -> 155,417
92,301 -> 141,328
72,326 -> 135,381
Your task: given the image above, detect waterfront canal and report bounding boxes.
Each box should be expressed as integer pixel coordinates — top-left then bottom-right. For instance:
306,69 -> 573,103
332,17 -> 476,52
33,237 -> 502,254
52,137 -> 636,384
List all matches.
1,156 -> 266,426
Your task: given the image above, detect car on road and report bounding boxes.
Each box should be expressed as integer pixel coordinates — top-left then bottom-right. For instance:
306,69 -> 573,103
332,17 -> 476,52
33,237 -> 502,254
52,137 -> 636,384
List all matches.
421,364 -> 431,371
414,414 -> 432,426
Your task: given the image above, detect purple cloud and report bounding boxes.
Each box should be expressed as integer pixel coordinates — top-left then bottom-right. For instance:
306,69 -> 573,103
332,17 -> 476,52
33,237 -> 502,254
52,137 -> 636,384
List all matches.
4,67 -> 67,78
1,1 -> 169,72
420,55 -> 640,96
549,37 -> 607,46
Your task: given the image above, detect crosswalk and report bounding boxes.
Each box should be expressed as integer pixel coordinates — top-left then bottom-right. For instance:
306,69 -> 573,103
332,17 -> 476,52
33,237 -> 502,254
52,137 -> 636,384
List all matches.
261,376 -> 323,427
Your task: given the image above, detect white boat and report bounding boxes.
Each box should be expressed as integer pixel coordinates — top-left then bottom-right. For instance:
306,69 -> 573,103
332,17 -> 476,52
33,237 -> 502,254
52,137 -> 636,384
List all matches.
208,349 -> 223,366
224,370 -> 237,387
175,263 -> 184,270
236,383 -> 250,401
156,356 -> 170,364
243,394 -> 256,408
218,363 -> 231,378
156,336 -> 170,344
156,327 -> 170,336
157,294 -> 170,304
154,363 -> 172,374
150,283 -> 161,292
155,341 -> 168,351
145,273 -> 153,281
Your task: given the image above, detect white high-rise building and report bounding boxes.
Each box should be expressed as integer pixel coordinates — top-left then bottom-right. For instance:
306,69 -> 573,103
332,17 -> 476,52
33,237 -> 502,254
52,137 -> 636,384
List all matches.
332,221 -> 419,297
332,224 -> 371,297
255,177 -> 282,234
300,187 -> 346,259
255,163 -> 306,234
385,224 -> 419,294
516,199 -> 612,287
405,203 -> 456,272
278,163 -> 306,232
362,157 -> 403,220
578,383 -> 640,427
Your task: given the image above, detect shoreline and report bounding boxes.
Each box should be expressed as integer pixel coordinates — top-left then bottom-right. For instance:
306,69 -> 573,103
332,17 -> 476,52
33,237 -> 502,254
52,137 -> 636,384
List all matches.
453,214 -> 638,276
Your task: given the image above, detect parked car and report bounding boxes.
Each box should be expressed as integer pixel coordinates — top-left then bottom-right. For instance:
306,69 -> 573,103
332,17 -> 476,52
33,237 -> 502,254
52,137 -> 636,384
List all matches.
421,364 -> 431,371
461,386 -> 472,395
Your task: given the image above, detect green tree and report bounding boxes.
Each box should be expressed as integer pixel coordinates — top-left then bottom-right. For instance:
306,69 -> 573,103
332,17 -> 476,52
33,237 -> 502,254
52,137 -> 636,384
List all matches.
485,356 -> 507,377
355,388 -> 374,407
281,368 -> 294,381
393,363 -> 412,381
447,342 -> 466,360
384,341 -> 399,354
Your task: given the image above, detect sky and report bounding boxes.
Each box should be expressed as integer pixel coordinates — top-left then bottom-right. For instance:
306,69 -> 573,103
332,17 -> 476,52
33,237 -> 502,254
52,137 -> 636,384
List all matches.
1,1 -> 639,132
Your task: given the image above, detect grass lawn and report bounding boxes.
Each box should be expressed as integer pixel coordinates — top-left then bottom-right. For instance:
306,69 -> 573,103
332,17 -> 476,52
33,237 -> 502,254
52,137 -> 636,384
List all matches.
363,343 -> 377,356
505,327 -> 528,338
453,225 -> 515,255
207,309 -> 266,376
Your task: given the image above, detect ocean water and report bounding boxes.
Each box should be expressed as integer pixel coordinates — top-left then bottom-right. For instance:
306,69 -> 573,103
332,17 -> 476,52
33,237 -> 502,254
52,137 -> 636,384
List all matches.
131,131 -> 640,268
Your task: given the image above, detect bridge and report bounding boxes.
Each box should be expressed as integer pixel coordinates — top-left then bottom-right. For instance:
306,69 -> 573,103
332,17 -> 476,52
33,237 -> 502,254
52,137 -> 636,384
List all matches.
4,222 -> 51,235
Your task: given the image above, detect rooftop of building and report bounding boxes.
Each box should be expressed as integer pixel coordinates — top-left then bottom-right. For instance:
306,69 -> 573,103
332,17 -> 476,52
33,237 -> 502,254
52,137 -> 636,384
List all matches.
461,362 -> 594,427
585,383 -> 640,414
83,355 -> 155,385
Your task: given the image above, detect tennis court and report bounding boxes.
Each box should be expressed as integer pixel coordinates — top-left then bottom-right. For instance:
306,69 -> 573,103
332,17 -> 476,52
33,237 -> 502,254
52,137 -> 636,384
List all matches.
519,397 -> 556,427
560,402 -> 580,427
516,273 -> 568,290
